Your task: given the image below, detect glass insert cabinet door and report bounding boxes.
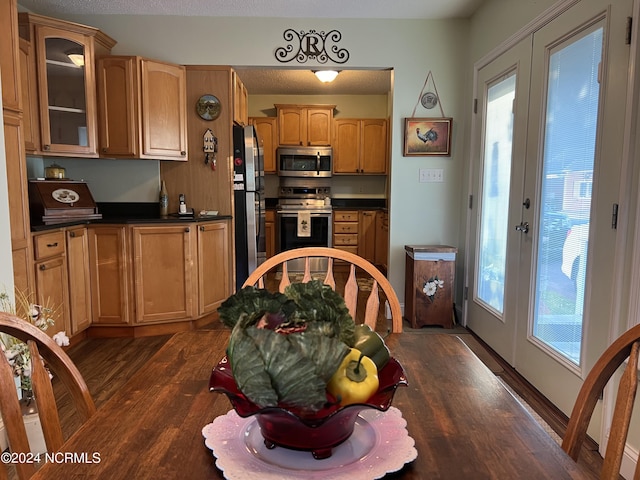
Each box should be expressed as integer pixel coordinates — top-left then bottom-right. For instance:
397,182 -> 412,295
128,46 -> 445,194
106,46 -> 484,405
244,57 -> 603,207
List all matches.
35,25 -> 97,156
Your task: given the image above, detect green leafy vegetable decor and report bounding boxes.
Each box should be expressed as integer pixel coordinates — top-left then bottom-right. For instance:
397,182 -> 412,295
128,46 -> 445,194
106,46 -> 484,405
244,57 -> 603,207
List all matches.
217,280 -> 357,412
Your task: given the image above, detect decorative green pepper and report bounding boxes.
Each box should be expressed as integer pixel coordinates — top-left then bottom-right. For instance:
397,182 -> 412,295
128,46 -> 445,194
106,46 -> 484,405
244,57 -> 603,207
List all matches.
327,348 -> 379,406
353,324 -> 390,370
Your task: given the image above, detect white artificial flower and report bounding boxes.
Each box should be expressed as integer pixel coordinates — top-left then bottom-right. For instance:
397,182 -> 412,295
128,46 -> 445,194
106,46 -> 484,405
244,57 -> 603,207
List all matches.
436,279 -> 444,289
53,331 -> 70,347
423,282 -> 437,297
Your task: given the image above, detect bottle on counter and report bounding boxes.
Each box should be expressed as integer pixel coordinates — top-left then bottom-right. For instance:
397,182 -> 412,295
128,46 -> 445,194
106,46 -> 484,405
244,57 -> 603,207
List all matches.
159,180 -> 169,216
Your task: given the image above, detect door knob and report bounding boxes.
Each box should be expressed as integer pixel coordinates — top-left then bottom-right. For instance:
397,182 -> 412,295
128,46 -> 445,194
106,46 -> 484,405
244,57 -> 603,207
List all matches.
515,222 -> 529,233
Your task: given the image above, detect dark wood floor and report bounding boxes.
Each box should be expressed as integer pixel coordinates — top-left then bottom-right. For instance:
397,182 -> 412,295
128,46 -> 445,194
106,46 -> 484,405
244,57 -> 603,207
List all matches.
47,318 -> 607,478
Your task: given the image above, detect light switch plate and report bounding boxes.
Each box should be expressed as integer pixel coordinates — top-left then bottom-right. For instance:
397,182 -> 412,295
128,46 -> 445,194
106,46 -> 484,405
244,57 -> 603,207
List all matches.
419,168 -> 444,183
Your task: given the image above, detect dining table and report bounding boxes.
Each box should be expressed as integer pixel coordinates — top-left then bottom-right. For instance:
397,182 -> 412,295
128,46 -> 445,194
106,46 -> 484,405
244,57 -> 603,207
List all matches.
29,329 -> 595,479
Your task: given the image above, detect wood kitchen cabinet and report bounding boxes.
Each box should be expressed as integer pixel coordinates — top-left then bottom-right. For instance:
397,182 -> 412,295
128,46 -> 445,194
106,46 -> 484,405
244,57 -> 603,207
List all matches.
265,209 -> 276,258
197,221 -> 231,316
97,56 -> 188,160
250,117 -> 277,173
4,113 -> 34,295
333,210 -> 359,256
0,0 -> 21,114
358,210 -> 377,263
275,104 -> 334,146
132,224 -> 196,324
33,230 -> 70,338
233,70 -> 248,126
88,225 -> 132,325
18,13 -> 116,157
333,118 -> 388,174
66,226 -> 92,335
2,0 -> 34,295
19,38 -> 40,153
374,210 -> 389,271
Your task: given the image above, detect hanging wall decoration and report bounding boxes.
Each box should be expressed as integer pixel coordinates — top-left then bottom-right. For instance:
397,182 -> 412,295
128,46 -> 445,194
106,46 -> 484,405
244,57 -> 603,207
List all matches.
404,70 -> 452,157
274,29 -> 349,64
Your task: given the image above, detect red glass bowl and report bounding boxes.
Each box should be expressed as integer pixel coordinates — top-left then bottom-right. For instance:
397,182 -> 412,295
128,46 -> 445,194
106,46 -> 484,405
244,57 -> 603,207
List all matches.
209,355 -> 407,459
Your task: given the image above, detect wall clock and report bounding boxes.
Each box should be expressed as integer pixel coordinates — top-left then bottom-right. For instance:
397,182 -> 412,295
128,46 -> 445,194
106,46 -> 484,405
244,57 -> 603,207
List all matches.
196,94 -> 222,121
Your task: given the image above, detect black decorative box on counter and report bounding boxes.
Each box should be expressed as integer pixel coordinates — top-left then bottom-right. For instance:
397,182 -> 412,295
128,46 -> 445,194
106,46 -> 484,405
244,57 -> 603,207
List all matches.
28,180 -> 102,225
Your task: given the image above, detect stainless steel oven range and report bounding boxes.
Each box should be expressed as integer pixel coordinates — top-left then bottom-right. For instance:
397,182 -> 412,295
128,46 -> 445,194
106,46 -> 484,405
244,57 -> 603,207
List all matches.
276,178 -> 332,271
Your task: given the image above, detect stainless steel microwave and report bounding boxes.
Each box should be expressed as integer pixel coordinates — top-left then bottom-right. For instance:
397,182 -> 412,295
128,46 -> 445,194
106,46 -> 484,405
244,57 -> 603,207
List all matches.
276,146 -> 332,177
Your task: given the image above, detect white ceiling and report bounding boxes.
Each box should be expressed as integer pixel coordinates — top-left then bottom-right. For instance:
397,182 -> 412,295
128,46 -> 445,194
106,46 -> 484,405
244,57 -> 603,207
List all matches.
17,0 -> 484,95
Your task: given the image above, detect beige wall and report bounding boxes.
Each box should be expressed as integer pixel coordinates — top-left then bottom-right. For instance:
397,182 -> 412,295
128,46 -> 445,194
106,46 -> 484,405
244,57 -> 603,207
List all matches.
13,4 -> 563,307
16,11 -> 470,303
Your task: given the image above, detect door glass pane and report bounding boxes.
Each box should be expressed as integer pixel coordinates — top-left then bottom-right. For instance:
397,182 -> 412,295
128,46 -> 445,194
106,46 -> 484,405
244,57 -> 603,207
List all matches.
45,38 -> 88,146
533,26 -> 603,364
476,74 -> 515,314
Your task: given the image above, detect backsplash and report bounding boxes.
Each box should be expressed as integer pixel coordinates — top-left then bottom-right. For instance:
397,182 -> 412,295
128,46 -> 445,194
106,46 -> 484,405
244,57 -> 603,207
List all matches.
27,156 -> 161,202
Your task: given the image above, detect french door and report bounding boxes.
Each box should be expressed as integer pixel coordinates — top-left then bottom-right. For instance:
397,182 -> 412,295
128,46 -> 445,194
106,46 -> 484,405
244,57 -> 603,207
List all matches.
467,0 -> 631,416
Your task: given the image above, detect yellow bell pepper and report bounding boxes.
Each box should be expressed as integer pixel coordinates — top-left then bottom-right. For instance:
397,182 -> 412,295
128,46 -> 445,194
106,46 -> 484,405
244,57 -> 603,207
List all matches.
327,348 -> 379,406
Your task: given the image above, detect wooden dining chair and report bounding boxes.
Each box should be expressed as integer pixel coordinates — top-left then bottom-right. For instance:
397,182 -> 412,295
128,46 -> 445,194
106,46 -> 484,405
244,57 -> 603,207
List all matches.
562,323 -> 640,479
0,312 -> 96,480
242,247 -> 403,333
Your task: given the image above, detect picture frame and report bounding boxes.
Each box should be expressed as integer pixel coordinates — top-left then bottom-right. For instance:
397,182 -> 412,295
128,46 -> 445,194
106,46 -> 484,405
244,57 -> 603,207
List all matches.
403,117 -> 452,156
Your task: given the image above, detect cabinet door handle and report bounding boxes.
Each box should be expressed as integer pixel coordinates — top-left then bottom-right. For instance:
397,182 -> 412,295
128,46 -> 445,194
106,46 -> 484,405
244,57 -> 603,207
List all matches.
199,226 -> 205,231
43,144 -> 50,151
39,264 -> 46,270
69,232 -> 76,238
47,242 -> 58,247
185,227 -> 190,233
180,151 -> 186,156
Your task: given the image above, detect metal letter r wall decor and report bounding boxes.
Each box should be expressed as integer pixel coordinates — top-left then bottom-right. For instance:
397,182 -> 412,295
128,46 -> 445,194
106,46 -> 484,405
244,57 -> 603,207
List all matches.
275,29 -> 350,64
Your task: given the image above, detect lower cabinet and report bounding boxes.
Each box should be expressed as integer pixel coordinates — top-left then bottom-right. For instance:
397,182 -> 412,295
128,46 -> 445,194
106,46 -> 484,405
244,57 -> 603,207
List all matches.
265,209 -> 275,258
358,211 -> 377,263
198,222 -> 230,316
374,211 -> 388,270
88,220 -> 231,330
32,230 -> 70,338
132,224 -> 196,324
88,225 -> 132,325
66,226 -> 92,335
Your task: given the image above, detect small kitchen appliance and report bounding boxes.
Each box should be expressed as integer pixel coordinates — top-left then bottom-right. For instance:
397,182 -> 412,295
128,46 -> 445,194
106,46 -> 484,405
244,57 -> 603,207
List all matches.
276,146 -> 332,178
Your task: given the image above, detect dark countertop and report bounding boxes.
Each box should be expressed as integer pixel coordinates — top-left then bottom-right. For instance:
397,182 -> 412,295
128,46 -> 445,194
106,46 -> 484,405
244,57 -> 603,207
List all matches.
30,202 -> 232,232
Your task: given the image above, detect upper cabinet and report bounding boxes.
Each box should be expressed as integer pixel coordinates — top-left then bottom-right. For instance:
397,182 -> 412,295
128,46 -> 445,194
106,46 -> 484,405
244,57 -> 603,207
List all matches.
275,104 -> 334,146
249,117 -> 277,174
18,13 -> 116,158
232,70 -> 248,126
0,0 -> 21,113
97,56 -> 188,160
333,118 -> 388,174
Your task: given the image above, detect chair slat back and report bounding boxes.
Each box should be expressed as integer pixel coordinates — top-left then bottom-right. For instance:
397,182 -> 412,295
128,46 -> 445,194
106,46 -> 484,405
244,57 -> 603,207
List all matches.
243,247 -> 402,333
0,349 -> 36,480
0,312 -> 96,479
562,324 -> 640,479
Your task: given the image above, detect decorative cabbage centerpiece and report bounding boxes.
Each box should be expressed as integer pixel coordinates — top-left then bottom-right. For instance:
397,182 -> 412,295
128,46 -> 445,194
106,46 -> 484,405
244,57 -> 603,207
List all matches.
210,280 -> 406,459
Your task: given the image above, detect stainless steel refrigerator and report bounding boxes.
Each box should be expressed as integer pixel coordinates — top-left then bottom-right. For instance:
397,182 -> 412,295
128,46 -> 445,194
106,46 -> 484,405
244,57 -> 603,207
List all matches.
233,124 -> 266,290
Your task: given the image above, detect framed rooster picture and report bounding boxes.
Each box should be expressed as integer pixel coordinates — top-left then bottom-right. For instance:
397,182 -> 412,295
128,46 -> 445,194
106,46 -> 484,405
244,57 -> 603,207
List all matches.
403,117 -> 452,156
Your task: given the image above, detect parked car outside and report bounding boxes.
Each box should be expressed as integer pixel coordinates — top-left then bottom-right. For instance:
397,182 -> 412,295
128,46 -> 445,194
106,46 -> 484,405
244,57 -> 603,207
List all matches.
561,223 -> 590,280
540,211 -> 571,258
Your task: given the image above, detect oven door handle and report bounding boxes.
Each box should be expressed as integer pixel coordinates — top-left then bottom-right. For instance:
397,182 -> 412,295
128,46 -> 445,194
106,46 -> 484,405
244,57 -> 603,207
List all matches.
316,151 -> 320,176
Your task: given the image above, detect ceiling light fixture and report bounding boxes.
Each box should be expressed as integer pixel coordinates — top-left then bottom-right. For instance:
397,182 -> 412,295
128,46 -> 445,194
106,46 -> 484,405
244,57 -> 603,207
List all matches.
313,70 -> 339,83
67,53 -> 85,67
